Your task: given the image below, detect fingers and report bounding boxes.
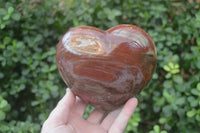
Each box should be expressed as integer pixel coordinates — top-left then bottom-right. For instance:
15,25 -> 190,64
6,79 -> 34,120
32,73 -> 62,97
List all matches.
47,88 -> 76,124
87,109 -> 107,124
100,106 -> 122,130
74,96 -> 87,116
109,98 -> 138,133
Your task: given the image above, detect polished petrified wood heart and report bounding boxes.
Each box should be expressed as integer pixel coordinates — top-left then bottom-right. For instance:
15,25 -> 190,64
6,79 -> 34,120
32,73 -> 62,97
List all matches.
56,24 -> 157,111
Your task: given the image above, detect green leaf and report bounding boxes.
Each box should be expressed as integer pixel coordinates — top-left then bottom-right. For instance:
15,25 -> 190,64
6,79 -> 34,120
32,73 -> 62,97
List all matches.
0,44 -> 5,49
0,124 -> 10,132
41,67 -> 49,73
196,60 -> 200,69
169,62 -> 174,69
0,100 -> 8,109
196,11 -> 200,20
163,65 -> 170,71
162,105 -> 172,117
174,64 -> 179,69
3,37 -> 11,45
132,121 -> 139,126
187,110 -> 196,117
8,7 -> 14,14
159,117 -> 167,124
19,84 -> 25,91
196,115 -> 200,121
190,99 -> 198,107
163,80 -> 173,89
175,97 -> 185,105
197,37 -> 200,46
0,73 -> 4,79
112,9 -> 122,16
153,125 -> 160,133
0,111 -> 6,121
73,19 -> 80,26
49,64 -> 57,71
0,24 -> 5,29
153,73 -> 158,79
173,75 -> 183,84
172,55 -> 179,62
171,69 -> 180,74
0,8 -> 7,16
161,131 -> 168,133
191,89 -> 199,96
197,83 -> 200,91
3,14 -> 10,20
11,13 -> 21,21
31,101 -> 40,106
165,73 -> 171,79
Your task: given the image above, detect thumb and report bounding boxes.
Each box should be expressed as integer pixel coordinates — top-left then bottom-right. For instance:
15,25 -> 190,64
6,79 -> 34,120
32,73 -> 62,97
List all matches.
47,88 -> 76,124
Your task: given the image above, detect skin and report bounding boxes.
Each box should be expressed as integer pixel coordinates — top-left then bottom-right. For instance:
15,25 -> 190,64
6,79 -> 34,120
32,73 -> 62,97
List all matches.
41,88 -> 138,133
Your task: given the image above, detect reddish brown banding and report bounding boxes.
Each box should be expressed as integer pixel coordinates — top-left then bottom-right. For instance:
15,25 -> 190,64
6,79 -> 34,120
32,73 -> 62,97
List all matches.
56,24 -> 157,111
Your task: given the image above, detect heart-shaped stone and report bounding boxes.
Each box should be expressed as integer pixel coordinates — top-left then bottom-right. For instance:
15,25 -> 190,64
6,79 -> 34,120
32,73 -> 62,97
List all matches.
56,24 -> 157,111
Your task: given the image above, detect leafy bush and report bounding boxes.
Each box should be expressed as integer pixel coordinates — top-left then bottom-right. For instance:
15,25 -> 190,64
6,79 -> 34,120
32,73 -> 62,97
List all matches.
0,0 -> 200,132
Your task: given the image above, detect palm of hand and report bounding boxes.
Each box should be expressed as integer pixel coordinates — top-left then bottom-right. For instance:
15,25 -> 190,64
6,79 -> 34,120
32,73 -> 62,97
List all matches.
41,89 -> 137,133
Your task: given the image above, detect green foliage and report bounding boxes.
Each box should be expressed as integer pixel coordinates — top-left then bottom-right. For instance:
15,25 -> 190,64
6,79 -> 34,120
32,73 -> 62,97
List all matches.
149,125 -> 168,133
0,0 -> 200,132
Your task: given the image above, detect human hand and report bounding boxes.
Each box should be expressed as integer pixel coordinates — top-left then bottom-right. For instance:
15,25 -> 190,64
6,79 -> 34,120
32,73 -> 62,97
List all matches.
41,88 -> 138,133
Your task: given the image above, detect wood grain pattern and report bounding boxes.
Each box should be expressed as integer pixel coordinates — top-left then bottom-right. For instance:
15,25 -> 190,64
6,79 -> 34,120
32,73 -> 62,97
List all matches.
56,24 -> 157,111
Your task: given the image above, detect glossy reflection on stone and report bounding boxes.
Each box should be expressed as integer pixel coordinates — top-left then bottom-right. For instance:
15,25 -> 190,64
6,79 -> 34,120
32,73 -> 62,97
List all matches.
56,24 -> 157,111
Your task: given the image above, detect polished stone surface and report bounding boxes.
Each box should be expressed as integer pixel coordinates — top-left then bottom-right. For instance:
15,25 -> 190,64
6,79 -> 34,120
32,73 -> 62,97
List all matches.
56,24 -> 157,111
